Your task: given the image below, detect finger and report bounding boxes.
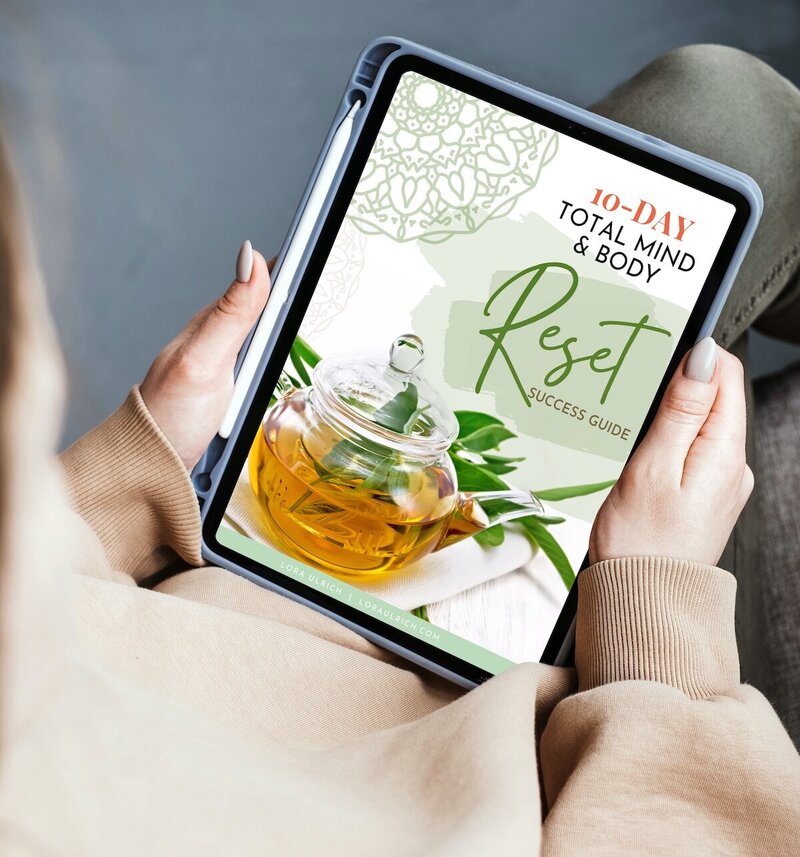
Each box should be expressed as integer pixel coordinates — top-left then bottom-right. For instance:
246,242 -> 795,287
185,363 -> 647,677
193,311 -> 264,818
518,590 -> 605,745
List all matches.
633,337 -> 720,474
166,244 -> 270,354
194,246 -> 271,364
684,348 -> 748,479
216,245 -> 271,324
173,244 -> 270,372
695,348 -> 746,449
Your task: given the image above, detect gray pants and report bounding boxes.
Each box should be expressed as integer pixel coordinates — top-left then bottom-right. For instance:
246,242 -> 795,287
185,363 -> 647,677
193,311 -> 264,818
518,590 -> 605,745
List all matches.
592,45 -> 800,744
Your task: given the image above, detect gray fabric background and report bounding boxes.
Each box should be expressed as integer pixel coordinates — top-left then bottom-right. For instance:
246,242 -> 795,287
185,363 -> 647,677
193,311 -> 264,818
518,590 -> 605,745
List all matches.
0,0 -> 799,446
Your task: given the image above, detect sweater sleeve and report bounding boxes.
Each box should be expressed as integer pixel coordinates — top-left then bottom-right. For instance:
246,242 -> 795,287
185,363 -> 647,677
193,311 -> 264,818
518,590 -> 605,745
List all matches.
539,557 -> 800,856
59,386 -> 203,581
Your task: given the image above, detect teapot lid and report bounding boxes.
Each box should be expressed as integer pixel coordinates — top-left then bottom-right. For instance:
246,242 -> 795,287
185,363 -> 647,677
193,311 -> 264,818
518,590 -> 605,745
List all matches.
312,334 -> 459,455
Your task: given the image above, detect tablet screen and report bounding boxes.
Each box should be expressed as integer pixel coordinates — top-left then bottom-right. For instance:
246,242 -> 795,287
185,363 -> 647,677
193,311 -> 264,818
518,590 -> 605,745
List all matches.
212,67 -> 741,677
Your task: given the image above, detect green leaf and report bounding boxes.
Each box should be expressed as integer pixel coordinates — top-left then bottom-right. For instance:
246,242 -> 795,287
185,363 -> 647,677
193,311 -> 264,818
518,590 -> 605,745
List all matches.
289,349 -> 312,386
474,525 -> 505,547
479,460 -> 518,476
387,462 -> 415,499
401,403 -> 432,434
316,385 -> 422,491
527,515 -> 566,526
454,410 -> 503,440
478,451 -> 526,476
293,336 -> 321,368
449,453 -> 509,492
458,424 -> 517,452
285,371 -> 303,390
319,438 -> 360,475
411,605 -> 430,622
319,438 -> 384,487
478,497 -> 530,518
287,336 -> 321,387
520,517 -> 575,589
481,453 -> 525,465
533,480 -> 617,502
360,456 -> 396,492
478,496 -> 567,527
371,383 -> 419,434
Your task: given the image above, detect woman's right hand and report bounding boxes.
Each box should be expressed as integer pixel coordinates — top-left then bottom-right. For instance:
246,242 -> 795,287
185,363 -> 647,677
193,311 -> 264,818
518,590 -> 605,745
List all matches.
589,337 -> 754,567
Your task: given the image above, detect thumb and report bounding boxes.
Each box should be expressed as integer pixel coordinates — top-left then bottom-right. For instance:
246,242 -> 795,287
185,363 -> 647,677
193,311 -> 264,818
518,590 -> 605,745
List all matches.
633,336 -> 719,470
194,241 -> 271,365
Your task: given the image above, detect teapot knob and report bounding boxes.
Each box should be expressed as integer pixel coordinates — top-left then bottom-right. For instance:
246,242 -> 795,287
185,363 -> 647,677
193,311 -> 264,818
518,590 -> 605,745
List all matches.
389,334 -> 424,375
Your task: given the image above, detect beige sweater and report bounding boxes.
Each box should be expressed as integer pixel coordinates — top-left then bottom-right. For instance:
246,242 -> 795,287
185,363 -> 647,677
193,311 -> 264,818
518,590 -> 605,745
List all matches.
1,386 -> 798,856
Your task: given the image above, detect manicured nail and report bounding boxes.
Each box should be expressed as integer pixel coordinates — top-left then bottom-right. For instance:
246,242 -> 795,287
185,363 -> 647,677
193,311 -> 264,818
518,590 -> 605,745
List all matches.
236,239 -> 253,283
684,336 -> 717,382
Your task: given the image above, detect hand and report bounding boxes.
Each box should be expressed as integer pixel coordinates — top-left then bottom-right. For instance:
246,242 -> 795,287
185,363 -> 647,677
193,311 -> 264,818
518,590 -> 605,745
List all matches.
140,241 -> 271,471
589,338 -> 754,566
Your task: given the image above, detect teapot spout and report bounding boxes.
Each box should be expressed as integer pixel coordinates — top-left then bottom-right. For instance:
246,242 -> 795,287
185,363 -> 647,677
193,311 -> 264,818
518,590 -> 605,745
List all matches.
436,489 -> 545,550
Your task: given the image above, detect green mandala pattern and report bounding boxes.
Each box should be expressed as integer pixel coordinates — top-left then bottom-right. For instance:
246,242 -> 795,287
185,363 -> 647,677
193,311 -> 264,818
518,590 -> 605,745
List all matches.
300,217 -> 366,337
348,72 -> 559,244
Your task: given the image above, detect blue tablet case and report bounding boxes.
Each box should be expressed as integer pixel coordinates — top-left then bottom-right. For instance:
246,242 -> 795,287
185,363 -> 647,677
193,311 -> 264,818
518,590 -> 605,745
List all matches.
191,37 -> 762,685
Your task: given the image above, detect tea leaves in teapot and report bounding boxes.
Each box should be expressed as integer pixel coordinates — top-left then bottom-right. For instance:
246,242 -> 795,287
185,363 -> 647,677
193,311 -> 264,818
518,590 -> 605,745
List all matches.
317,437 -> 383,487
314,381 -> 425,488
359,456 -> 397,492
283,336 -> 616,589
370,382 -> 420,434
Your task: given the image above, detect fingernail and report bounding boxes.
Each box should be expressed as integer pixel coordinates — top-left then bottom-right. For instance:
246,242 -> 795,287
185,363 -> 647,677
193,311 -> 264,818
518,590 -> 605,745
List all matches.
236,239 -> 253,283
684,336 -> 717,382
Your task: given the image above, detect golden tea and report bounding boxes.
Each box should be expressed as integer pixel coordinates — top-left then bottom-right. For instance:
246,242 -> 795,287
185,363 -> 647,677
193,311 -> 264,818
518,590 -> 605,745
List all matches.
248,395 -> 485,580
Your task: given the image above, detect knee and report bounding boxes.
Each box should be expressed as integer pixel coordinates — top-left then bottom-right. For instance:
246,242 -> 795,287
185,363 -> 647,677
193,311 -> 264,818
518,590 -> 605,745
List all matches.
596,42 -> 798,173
659,43 -> 760,73
654,44 -> 784,97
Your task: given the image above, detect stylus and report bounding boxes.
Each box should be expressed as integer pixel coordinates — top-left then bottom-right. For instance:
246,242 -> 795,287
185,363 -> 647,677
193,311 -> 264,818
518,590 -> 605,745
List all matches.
219,100 -> 361,439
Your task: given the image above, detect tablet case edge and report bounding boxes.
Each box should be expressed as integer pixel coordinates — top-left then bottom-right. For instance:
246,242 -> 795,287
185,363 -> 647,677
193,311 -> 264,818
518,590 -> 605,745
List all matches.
192,36 -> 763,684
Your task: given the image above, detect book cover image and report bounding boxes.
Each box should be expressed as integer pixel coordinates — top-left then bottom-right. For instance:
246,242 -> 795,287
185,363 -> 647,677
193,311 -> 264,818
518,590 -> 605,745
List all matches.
218,72 -> 736,670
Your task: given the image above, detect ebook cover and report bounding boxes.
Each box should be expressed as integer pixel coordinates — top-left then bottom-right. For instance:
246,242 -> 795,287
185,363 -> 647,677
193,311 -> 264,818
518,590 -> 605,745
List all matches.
217,71 -> 736,671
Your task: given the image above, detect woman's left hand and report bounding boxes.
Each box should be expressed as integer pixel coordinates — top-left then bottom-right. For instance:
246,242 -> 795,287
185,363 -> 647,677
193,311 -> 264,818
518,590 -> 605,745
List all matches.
140,241 -> 271,470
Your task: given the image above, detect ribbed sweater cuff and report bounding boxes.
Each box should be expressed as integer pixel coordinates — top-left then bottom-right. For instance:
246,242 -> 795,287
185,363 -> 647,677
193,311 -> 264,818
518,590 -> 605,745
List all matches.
61,386 -> 203,578
575,557 -> 740,699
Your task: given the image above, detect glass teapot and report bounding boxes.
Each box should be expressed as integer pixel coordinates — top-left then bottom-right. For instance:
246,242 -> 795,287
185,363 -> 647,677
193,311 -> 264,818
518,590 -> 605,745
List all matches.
248,334 -> 544,580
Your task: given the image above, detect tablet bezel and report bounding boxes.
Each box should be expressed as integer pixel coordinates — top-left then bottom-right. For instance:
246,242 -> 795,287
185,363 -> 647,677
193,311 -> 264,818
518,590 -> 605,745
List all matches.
201,50 -> 754,685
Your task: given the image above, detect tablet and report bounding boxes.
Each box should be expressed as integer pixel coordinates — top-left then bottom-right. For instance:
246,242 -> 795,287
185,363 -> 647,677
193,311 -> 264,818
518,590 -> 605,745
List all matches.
195,38 -> 761,687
